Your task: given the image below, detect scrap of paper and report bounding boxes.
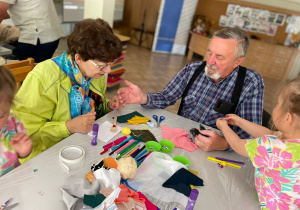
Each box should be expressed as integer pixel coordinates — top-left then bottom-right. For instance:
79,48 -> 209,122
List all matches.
88,121 -> 122,143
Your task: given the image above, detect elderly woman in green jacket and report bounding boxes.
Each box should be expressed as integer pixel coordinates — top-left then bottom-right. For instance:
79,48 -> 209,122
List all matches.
13,18 -> 123,163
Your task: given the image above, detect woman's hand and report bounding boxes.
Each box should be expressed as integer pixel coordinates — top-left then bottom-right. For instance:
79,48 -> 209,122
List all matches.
10,132 -> 33,158
66,112 -> 96,134
108,95 -> 124,110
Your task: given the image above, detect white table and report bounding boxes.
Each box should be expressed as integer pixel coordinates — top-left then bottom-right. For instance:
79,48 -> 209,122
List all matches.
0,104 -> 260,209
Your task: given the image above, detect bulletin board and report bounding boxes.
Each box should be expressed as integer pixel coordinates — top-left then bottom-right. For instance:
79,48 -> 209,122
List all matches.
194,0 -> 297,45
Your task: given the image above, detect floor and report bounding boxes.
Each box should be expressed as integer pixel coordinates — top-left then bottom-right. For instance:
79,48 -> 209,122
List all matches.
54,37 -> 284,115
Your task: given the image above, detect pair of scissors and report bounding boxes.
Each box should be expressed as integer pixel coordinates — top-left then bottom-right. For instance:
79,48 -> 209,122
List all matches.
153,115 -> 165,128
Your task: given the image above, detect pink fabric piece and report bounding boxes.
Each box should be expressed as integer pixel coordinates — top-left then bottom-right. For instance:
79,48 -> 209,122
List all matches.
137,192 -> 157,210
162,125 -> 198,152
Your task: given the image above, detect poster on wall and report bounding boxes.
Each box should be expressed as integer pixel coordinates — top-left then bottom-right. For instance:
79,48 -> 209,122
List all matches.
275,14 -> 286,26
267,24 -> 278,36
285,15 -> 300,34
226,4 -> 236,16
219,4 -> 286,37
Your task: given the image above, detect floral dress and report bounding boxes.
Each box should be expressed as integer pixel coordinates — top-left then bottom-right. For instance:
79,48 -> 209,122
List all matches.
0,114 -> 25,176
245,132 -> 300,209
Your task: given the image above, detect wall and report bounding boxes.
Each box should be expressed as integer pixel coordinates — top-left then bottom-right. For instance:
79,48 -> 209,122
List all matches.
195,0 -> 300,79
84,0 -> 115,27
195,0 -> 299,45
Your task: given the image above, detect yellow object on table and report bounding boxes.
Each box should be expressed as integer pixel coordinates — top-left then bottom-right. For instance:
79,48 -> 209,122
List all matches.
207,156 -> 241,168
122,127 -> 131,135
127,116 -> 150,125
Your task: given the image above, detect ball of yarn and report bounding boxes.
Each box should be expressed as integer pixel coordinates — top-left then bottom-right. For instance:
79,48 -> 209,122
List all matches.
117,157 -> 137,179
122,127 -> 131,135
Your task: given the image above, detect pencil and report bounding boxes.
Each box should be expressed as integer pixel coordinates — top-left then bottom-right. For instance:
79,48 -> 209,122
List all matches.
109,139 -> 131,156
103,136 -> 128,150
115,140 -> 135,154
125,146 -> 139,157
136,153 -> 148,162
132,145 -> 145,158
130,148 -> 140,157
135,149 -> 147,160
116,143 -> 137,160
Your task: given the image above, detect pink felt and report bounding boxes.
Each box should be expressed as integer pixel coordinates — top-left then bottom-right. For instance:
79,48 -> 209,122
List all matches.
162,125 -> 198,152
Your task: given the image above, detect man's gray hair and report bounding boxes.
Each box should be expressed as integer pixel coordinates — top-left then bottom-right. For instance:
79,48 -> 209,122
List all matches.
212,28 -> 250,58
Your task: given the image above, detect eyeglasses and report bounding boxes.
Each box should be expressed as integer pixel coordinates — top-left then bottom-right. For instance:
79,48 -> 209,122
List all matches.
89,59 -> 117,72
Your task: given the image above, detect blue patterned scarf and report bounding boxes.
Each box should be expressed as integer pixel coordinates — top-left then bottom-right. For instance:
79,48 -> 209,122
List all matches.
52,52 -> 95,119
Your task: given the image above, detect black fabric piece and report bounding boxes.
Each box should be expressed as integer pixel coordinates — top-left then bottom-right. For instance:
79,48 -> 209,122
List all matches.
162,168 -> 204,197
130,130 -> 157,143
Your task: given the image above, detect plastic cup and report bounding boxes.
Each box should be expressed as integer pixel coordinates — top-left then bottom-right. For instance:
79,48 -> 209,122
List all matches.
159,139 -> 174,153
173,155 -> 191,168
145,141 -> 161,152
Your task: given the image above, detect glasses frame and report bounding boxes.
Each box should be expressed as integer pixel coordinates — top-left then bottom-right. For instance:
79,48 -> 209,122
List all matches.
89,59 -> 117,72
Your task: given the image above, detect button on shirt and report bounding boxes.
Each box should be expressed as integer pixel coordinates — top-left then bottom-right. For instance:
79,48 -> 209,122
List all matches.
143,61 -> 264,139
2,0 -> 62,45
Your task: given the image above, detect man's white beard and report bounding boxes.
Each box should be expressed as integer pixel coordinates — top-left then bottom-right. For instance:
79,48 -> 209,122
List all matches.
205,64 -> 220,80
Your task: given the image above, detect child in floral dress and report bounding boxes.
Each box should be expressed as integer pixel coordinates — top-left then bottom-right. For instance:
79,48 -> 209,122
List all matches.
216,77 -> 300,209
0,66 -> 32,176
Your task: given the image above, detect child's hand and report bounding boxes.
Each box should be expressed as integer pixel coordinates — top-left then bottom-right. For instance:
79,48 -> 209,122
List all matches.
216,118 -> 229,130
224,114 -> 241,127
10,132 -> 33,158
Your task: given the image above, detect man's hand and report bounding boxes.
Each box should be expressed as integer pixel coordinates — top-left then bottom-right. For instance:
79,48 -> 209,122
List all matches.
66,112 -> 96,134
194,130 -> 229,151
10,132 -> 33,158
117,80 -> 147,106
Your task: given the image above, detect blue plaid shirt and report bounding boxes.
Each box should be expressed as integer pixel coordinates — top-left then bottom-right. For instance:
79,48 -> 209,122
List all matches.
143,61 -> 264,139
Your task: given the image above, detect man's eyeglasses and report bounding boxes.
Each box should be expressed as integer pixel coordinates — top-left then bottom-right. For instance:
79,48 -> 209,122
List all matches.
89,59 -> 117,72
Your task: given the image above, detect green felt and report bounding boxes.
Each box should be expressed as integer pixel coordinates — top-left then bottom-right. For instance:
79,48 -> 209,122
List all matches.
116,111 -> 145,123
83,194 -> 106,208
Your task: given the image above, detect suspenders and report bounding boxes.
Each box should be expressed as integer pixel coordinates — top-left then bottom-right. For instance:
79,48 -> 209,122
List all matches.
177,61 -> 247,115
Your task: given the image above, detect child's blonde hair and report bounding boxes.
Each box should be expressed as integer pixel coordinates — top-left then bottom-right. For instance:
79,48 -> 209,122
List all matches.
278,76 -> 300,118
0,65 -> 16,105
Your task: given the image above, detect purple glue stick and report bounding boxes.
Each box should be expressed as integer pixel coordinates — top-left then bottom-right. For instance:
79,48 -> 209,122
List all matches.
91,124 -> 99,146
185,189 -> 199,210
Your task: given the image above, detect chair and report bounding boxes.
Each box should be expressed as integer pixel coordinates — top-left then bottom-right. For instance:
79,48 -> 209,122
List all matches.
262,109 -> 271,128
4,58 -> 35,90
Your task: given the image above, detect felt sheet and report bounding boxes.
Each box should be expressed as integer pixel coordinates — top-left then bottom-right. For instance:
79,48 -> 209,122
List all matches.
137,192 -> 158,210
130,130 -> 157,143
88,121 -> 122,143
117,111 -> 145,123
162,125 -> 198,152
83,194 -> 106,208
162,168 -> 204,197
115,184 -> 145,203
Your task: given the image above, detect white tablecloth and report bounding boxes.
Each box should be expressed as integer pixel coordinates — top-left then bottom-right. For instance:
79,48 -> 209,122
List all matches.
0,104 -> 260,209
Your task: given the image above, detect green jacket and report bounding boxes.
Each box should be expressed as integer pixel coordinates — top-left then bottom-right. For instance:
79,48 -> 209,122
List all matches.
13,58 -> 111,163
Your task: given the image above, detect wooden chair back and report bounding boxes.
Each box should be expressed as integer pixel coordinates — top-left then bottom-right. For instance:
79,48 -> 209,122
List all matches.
4,58 -> 35,90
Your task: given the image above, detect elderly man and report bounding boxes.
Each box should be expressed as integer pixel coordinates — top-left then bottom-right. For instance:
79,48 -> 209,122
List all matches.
118,28 -> 264,152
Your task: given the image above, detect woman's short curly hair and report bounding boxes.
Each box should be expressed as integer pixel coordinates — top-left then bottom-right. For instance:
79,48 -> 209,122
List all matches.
67,18 -> 122,62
